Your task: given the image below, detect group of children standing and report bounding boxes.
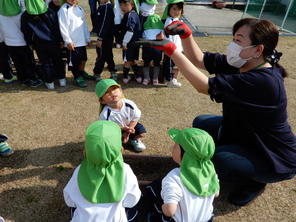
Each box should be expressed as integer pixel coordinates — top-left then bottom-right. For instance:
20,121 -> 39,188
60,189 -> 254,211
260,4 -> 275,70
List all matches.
0,0 -> 184,89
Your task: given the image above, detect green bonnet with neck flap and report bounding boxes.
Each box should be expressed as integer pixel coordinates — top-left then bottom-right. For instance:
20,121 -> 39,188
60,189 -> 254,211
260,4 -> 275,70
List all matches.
162,0 -> 183,20
25,0 -> 48,15
78,120 -> 125,203
0,0 -> 21,16
168,128 -> 220,196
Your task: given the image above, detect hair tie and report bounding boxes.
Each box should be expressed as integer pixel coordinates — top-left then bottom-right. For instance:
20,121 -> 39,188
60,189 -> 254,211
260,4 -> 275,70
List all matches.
268,50 -> 282,65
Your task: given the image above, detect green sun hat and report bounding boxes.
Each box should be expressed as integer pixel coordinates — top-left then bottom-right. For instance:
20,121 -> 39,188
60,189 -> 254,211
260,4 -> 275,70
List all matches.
78,120 -> 125,203
162,0 -> 184,20
95,79 -> 121,99
145,0 -> 158,5
24,0 -> 48,15
144,14 -> 164,30
0,0 -> 21,16
168,128 -> 220,197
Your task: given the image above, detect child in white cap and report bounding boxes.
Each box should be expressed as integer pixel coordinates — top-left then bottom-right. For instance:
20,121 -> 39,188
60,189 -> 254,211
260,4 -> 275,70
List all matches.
143,128 -> 220,222
63,120 -> 141,221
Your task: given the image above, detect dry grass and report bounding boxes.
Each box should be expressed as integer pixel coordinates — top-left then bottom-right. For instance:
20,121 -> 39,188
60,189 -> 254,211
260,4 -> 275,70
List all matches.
0,2 -> 296,222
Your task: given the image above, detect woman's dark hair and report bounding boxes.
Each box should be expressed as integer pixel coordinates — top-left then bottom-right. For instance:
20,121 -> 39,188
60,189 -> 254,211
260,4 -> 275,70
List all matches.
168,2 -> 184,17
233,18 -> 287,78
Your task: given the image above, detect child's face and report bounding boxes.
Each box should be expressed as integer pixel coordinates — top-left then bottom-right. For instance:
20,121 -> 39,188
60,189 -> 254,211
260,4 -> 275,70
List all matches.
100,86 -> 123,105
169,4 -> 182,18
67,0 -> 79,6
52,0 -> 61,6
172,143 -> 181,165
120,2 -> 133,14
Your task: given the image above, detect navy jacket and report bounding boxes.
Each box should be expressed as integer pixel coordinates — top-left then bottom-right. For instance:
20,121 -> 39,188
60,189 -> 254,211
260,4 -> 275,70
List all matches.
205,52 -> 296,174
95,2 -> 114,40
120,10 -> 141,45
21,8 -> 63,46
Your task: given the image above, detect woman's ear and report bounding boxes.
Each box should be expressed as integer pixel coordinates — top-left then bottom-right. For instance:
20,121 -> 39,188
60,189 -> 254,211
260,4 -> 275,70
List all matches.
255,44 -> 264,58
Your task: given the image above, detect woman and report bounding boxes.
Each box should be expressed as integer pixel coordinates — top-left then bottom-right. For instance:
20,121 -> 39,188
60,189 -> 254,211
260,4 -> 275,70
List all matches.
137,18 -> 296,206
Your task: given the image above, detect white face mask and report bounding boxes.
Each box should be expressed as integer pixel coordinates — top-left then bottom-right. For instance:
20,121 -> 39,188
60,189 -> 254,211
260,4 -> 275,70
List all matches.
226,42 -> 255,68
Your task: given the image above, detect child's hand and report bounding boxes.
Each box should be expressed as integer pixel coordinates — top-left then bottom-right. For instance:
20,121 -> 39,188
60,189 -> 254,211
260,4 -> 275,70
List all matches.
87,41 -> 92,47
165,21 -> 192,39
122,45 -> 128,51
135,40 -> 177,56
156,31 -> 164,40
96,40 -> 102,48
67,42 -> 75,51
122,126 -> 135,134
122,132 -> 130,144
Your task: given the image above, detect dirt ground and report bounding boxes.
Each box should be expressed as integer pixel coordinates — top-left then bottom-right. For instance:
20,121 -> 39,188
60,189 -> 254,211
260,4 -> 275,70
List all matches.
1,3 -> 296,222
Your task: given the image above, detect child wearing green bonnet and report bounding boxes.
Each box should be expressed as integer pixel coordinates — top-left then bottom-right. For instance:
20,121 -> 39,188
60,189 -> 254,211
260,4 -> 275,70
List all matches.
144,128 -> 219,222
63,120 -> 141,221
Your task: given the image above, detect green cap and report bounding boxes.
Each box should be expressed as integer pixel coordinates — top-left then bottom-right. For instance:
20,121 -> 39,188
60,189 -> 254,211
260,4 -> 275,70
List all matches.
162,0 -> 184,20
0,0 -> 21,16
78,120 -> 125,203
25,0 -> 48,15
144,14 -> 164,30
168,128 -> 219,196
145,0 -> 158,5
95,79 -> 120,99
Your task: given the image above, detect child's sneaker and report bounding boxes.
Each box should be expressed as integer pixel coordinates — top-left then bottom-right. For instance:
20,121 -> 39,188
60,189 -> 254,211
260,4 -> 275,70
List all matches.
136,76 -> 142,83
167,78 -> 182,88
29,79 -> 43,87
123,75 -> 131,84
142,78 -> 150,86
153,79 -> 159,86
59,78 -> 67,87
75,76 -> 87,87
129,139 -> 146,152
94,74 -> 102,82
45,82 -> 55,90
111,73 -> 118,80
4,75 -> 17,84
82,71 -> 95,80
0,142 -> 14,157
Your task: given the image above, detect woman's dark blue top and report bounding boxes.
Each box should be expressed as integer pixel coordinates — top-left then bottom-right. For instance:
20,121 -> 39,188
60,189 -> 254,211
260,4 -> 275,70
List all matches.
204,52 -> 296,174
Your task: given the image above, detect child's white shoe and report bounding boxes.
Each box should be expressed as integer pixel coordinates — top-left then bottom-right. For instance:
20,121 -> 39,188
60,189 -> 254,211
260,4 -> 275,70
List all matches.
129,139 -> 146,152
167,78 -> 182,88
45,82 -> 55,90
123,76 -> 131,84
58,78 -> 66,87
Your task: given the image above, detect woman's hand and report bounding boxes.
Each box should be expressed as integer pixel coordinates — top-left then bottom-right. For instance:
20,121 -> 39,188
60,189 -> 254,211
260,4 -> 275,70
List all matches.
136,40 -> 177,56
165,21 -> 192,39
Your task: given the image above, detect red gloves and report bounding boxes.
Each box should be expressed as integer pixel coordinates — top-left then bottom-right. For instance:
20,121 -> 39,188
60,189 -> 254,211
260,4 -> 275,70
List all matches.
165,21 -> 192,39
136,40 -> 177,56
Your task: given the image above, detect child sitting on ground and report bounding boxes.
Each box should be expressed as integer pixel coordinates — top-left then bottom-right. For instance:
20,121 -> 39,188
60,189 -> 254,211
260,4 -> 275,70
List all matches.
119,0 -> 142,84
142,128 -> 219,222
63,120 -> 141,221
95,79 -> 146,152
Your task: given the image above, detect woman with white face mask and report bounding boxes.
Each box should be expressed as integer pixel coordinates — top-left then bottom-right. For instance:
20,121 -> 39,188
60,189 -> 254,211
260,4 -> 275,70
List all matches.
136,18 -> 296,206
